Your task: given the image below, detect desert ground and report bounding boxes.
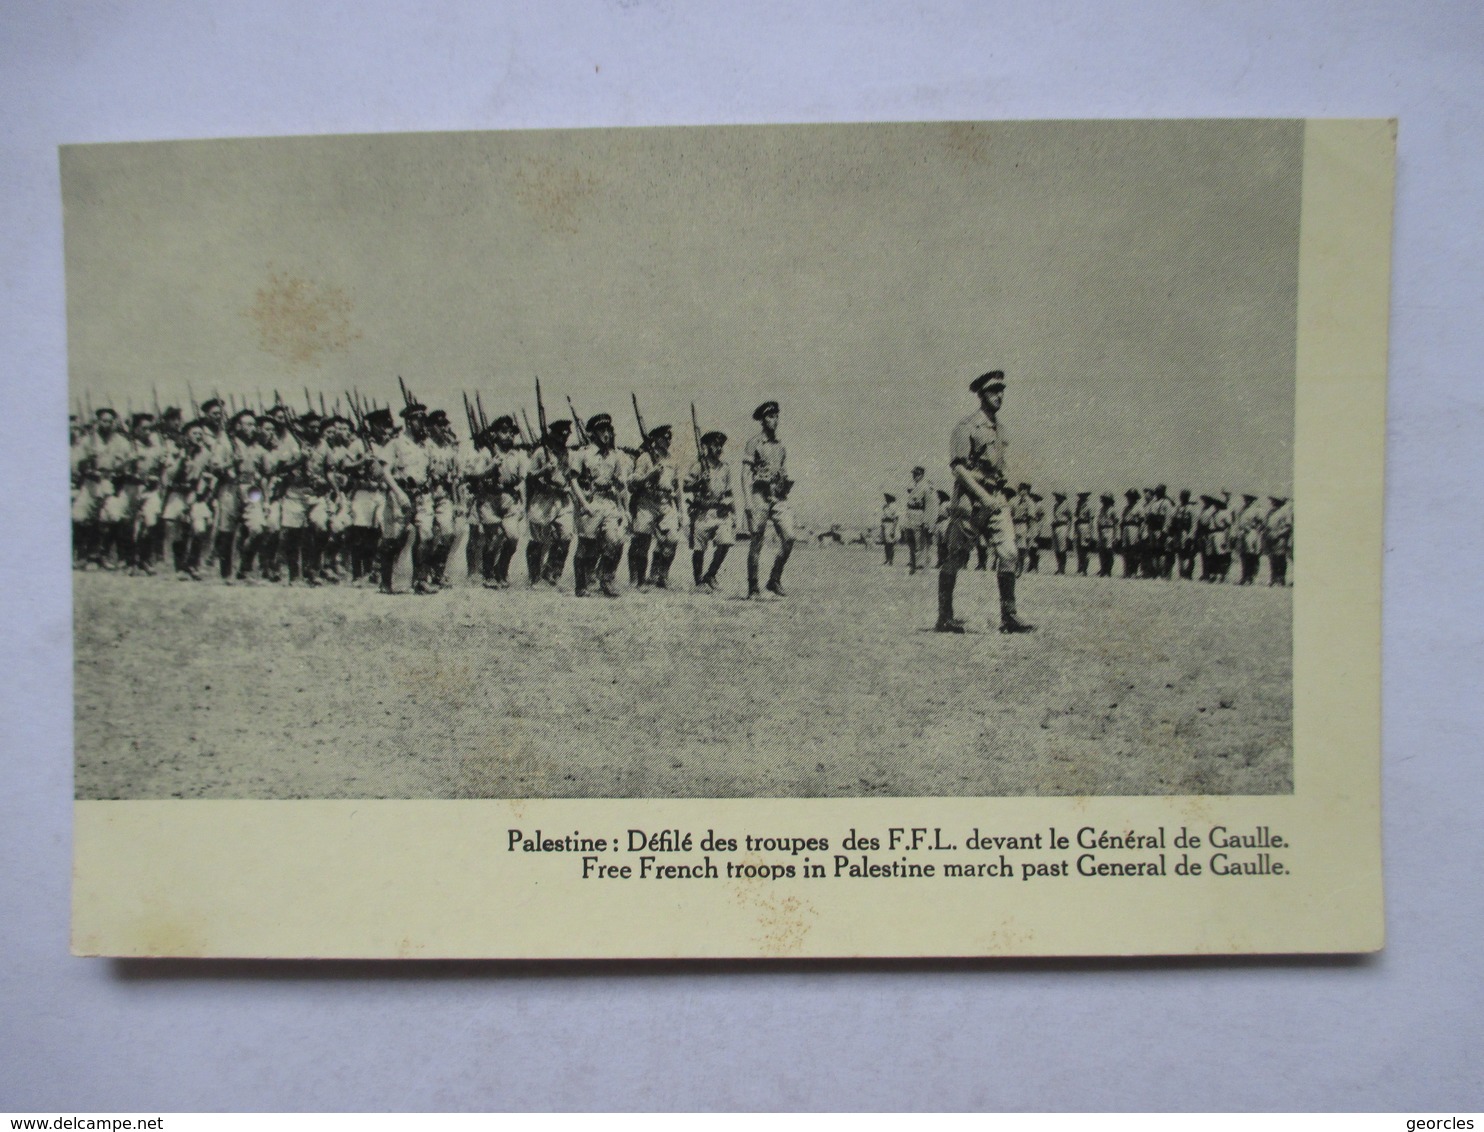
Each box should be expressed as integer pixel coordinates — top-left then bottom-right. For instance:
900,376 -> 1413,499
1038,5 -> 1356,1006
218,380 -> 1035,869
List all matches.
74,544 -> 1291,800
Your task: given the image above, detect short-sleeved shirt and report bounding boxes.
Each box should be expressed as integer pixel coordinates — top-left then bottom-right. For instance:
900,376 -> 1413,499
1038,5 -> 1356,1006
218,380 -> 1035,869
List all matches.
526,444 -> 574,506
631,450 -> 682,505
685,458 -> 734,512
379,433 -> 430,487
571,445 -> 631,502
742,432 -> 787,497
84,431 -> 136,481
948,409 -> 1009,508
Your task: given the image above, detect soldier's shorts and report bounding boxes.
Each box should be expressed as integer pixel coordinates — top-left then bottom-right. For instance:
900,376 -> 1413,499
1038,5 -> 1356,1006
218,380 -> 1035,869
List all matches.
690,510 -> 736,551
72,481 -> 107,523
240,490 -> 268,536
277,486 -> 311,530
136,489 -> 165,530
164,493 -> 212,535
743,493 -> 796,542
215,485 -> 244,530
632,498 -> 681,542
1013,523 -> 1030,550
576,495 -> 629,549
348,488 -> 382,528
477,493 -> 525,541
161,490 -> 191,525
98,486 -> 135,525
381,491 -> 432,541
1051,527 -> 1071,553
329,496 -> 353,534
527,492 -> 574,541
431,493 -> 457,541
943,499 -> 1017,573
306,493 -> 334,532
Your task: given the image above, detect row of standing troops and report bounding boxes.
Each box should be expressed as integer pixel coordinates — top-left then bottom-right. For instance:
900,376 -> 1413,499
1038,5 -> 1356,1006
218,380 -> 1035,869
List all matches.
69,396 -> 802,599
883,476 -> 1294,586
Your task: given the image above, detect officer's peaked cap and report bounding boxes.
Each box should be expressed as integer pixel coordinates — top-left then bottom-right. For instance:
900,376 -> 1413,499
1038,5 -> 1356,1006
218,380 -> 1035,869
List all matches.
586,413 -> 613,433
399,401 -> 427,419
753,401 -> 780,421
647,424 -> 672,442
364,408 -> 394,428
970,370 -> 1006,394
701,430 -> 727,446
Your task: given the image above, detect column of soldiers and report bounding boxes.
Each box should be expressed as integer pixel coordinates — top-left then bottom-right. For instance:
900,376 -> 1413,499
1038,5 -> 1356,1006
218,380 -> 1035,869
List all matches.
70,391 -> 802,600
876,477 -> 1293,587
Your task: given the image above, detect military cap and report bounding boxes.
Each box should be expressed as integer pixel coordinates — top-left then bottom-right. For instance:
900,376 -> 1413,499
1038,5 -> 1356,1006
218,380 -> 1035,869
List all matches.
268,403 -> 292,417
364,408 -> 394,429
969,370 -> 1006,394
230,408 -> 255,424
1030,492 -> 1043,502
324,415 -> 352,429
1242,492 -> 1258,501
936,489 -> 951,501
160,406 -> 183,421
586,412 -> 613,433
752,400 -> 779,421
1100,492 -> 1114,502
298,411 -> 321,426
1053,491 -> 1067,499
1076,490 -> 1090,498
1018,482 -> 1032,492
701,430 -> 727,446
427,409 -> 450,426
1155,483 -> 1167,494
94,406 -> 117,419
183,417 -> 209,433
1269,494 -> 1288,504
1125,488 -> 1140,499
130,411 -> 155,425
884,492 -> 896,502
912,465 -> 925,475
491,414 -> 517,432
200,397 -> 223,413
647,424 -> 673,443
1178,489 -> 1191,501
399,401 -> 427,419
546,418 -> 573,439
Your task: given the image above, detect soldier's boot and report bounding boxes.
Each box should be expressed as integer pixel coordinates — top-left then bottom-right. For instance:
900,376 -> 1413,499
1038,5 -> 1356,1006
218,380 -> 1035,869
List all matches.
1028,548 -> 1040,574
766,540 -> 794,597
466,527 -> 483,580
184,532 -> 206,580
573,540 -> 601,596
746,548 -> 762,598
495,540 -> 519,586
884,541 -> 895,566
692,550 -> 706,586
481,531 -> 500,583
375,537 -> 399,593
997,571 -> 1035,633
906,534 -> 918,574
1054,551 -> 1066,575
214,530 -> 235,580
700,546 -> 729,590
544,539 -> 571,587
934,570 -> 964,632
599,548 -> 623,598
1076,548 -> 1089,576
279,529 -> 301,583
71,522 -> 87,567
628,535 -> 651,589
1271,555 -> 1287,586
525,541 -> 544,586
975,545 -> 989,571
651,546 -> 674,589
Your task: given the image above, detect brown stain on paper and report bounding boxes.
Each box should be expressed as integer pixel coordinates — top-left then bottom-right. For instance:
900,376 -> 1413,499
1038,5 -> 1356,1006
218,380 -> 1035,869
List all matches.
514,158 -> 597,235
729,856 -> 818,957
247,272 -> 360,368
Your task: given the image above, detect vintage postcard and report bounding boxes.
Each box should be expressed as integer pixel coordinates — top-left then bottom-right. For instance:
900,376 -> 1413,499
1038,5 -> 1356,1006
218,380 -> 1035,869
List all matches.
67,119 -> 1389,957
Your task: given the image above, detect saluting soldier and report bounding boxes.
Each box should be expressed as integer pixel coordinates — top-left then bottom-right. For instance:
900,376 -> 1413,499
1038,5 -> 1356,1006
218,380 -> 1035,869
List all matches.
1095,491 -> 1119,577
525,418 -> 577,587
570,412 -> 631,598
1049,491 -> 1072,575
684,429 -> 736,592
628,424 -> 683,589
880,493 -> 900,566
741,400 -> 797,599
1073,490 -> 1096,576
1264,495 -> 1293,586
935,370 -> 1033,634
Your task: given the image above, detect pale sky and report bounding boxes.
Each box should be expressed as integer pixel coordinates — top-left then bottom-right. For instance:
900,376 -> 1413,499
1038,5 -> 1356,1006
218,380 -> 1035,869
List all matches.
63,119 -> 1302,528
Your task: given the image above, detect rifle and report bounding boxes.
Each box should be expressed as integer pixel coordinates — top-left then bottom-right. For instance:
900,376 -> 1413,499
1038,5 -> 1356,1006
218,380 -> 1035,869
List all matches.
186,382 -> 198,418
534,377 -> 549,443
304,387 -> 314,415
152,384 -> 161,418
397,375 -> 415,409
519,408 -> 537,451
474,391 -> 489,435
631,392 -> 649,453
690,402 -> 704,464
462,392 -> 480,443
566,396 -> 589,447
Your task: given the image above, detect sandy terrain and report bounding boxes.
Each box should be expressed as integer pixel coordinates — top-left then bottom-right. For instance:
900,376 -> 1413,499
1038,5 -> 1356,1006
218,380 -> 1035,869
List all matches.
74,547 -> 1291,800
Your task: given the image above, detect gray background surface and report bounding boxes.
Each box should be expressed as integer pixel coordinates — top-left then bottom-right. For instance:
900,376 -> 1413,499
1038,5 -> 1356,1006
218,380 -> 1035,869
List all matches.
3,0 -> 1479,1112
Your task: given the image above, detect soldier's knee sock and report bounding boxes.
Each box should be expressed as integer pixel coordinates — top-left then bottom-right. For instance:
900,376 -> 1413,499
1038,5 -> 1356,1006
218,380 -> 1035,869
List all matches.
747,539 -> 762,592
768,540 -> 794,586
526,541 -> 544,584
466,528 -> 483,577
628,536 -> 650,587
997,570 -> 1018,621
545,539 -> 570,584
600,546 -> 623,585
186,532 -> 205,571
906,535 -> 917,571
496,540 -> 518,583
215,531 -> 235,578
692,550 -> 705,584
1055,550 -> 1066,574
703,545 -> 729,583
937,570 -> 957,623
976,545 -> 989,570
481,531 -> 499,580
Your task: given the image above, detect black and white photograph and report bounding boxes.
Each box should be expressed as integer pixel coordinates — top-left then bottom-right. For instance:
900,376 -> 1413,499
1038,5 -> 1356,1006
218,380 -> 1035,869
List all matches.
66,119 -> 1302,802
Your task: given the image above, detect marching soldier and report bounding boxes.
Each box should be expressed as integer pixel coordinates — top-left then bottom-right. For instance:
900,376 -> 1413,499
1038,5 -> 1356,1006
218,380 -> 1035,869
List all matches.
370,404 -> 432,595
880,493 -> 900,566
1264,495 -> 1292,586
525,418 -> 577,587
1095,491 -> 1119,577
423,409 -> 463,589
467,415 -> 528,589
570,412 -> 631,598
935,370 -> 1033,634
128,412 -> 172,575
1049,491 -> 1072,575
160,419 -> 217,579
72,406 -> 135,568
684,429 -> 736,592
741,401 -> 796,599
1073,490 -> 1095,576
628,424 -> 683,589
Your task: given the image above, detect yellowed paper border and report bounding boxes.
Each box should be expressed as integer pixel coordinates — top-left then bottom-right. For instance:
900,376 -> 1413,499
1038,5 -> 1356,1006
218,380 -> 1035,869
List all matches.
72,119 -> 1391,958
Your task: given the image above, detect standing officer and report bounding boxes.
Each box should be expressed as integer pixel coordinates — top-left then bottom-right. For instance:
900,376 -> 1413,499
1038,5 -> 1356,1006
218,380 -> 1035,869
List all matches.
1049,491 -> 1072,575
880,493 -> 900,566
1095,491 -> 1120,577
903,466 -> 936,575
741,400 -> 796,599
935,370 -> 1033,634
1073,490 -> 1096,576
